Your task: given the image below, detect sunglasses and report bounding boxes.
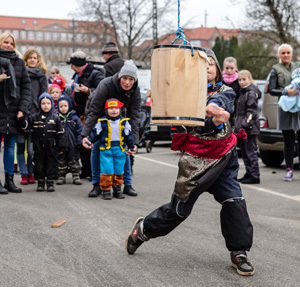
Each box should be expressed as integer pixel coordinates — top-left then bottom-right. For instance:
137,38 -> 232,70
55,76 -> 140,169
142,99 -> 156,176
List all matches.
51,72 -> 59,74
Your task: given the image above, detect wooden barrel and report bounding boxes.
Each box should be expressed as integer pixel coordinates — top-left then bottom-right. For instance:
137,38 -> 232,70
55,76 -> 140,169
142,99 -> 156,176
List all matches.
151,45 -> 207,126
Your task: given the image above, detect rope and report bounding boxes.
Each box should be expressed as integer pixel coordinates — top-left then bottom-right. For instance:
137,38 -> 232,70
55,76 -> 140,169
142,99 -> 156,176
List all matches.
171,0 -> 194,56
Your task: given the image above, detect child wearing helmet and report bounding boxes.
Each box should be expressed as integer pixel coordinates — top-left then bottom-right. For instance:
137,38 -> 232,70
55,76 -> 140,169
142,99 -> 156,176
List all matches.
88,99 -> 136,200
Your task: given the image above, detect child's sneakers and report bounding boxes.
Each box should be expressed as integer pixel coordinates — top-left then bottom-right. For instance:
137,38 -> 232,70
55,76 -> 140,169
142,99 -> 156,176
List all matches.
125,217 -> 148,255
283,168 -> 293,181
102,190 -> 112,200
231,251 -> 254,276
36,180 -> 45,192
113,185 -> 125,199
20,174 -> 28,185
47,180 -> 55,192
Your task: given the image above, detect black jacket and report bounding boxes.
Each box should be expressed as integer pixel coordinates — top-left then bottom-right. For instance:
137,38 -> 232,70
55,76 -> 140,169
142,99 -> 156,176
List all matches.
71,63 -> 104,117
104,55 -> 124,77
0,52 -> 31,135
19,112 -> 65,152
27,67 -> 48,114
82,72 -> 141,144
234,83 -> 261,135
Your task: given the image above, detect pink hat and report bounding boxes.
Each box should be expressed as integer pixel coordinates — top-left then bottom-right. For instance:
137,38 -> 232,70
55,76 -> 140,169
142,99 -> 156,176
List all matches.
48,84 -> 62,93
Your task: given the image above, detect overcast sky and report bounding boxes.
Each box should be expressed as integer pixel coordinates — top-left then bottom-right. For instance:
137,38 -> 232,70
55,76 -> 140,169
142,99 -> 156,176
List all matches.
0,0 -> 246,29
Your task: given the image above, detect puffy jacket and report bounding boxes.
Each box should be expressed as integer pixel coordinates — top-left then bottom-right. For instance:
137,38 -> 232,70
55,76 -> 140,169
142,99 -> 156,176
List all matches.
234,83 -> 261,135
104,55 -> 124,77
0,51 -> 31,135
82,72 -> 141,144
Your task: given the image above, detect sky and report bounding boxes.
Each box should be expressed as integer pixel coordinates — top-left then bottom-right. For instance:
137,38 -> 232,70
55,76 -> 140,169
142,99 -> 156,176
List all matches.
0,0 -> 246,30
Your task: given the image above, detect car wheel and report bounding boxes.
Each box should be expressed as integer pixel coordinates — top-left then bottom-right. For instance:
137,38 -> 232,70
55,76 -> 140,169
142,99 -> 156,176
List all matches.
260,150 -> 284,167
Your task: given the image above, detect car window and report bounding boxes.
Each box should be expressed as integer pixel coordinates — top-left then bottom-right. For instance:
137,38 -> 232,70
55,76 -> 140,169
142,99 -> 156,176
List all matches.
140,91 -> 147,106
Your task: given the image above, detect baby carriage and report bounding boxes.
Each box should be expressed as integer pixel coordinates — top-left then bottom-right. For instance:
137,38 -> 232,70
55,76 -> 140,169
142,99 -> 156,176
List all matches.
137,105 -> 152,153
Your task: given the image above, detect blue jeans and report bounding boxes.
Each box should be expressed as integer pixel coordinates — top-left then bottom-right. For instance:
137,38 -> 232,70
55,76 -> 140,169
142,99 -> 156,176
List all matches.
91,140 -> 101,185
17,133 -> 34,176
1,134 -> 18,174
123,154 -> 132,185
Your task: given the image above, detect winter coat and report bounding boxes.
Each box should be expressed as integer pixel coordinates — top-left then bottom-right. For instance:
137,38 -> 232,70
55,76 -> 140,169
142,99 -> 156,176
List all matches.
104,55 -> 124,77
27,67 -> 48,114
0,49 -> 31,135
71,63 -> 104,117
81,72 -> 141,144
18,93 -> 65,152
59,110 -> 83,153
234,83 -> 261,135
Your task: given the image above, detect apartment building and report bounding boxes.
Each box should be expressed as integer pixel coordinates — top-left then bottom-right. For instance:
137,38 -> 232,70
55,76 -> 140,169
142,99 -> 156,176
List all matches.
0,15 -> 114,67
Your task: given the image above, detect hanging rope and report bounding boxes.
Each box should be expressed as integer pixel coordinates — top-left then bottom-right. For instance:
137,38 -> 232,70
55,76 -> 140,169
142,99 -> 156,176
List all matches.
172,0 -> 194,56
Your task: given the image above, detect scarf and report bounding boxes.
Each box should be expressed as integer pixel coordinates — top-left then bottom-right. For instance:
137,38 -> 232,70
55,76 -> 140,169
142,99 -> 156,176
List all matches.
0,48 -> 18,105
222,71 -> 238,85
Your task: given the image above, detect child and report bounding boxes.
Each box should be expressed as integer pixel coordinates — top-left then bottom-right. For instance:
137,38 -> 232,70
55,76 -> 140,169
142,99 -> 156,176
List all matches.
222,57 -> 240,122
89,99 -> 136,200
17,93 -> 65,192
56,96 -> 83,185
125,50 -> 255,276
48,84 -> 62,114
234,70 -> 261,184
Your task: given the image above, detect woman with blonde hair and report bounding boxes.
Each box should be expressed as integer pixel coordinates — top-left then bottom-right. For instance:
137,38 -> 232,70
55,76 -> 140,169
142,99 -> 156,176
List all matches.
16,48 -> 48,185
268,43 -> 300,181
0,32 -> 31,194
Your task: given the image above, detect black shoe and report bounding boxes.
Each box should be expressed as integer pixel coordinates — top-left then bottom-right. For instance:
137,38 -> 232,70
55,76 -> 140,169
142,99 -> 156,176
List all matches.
0,180 -> 8,194
231,251 -> 254,276
123,185 -> 137,196
4,173 -> 22,193
240,177 -> 260,184
37,180 -> 45,192
113,185 -> 125,199
47,180 -> 55,192
238,173 -> 250,182
102,190 -> 112,200
89,183 -> 102,197
125,217 -> 148,255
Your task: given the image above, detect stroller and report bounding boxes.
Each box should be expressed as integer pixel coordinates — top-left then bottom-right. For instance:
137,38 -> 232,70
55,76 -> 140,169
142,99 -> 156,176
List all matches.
137,105 -> 152,153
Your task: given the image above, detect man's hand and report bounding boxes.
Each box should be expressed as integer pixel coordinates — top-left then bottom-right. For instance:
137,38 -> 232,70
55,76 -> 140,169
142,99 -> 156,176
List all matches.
82,137 -> 93,149
126,145 -> 137,155
77,84 -> 89,94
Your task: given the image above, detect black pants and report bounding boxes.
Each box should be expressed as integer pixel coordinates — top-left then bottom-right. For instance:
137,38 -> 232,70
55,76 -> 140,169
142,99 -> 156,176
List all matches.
239,135 -> 260,179
57,149 -> 80,177
80,148 -> 91,177
143,150 -> 253,251
33,148 -> 57,180
282,129 -> 300,169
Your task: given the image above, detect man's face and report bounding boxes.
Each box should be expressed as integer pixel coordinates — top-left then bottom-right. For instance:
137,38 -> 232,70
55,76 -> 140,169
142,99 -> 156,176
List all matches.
71,64 -> 82,73
120,76 -> 135,90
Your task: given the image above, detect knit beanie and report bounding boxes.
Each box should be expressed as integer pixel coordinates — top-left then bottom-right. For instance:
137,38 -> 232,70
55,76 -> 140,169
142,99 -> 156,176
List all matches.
102,42 -> 119,54
119,60 -> 138,82
48,83 -> 61,93
205,49 -> 223,82
70,54 -> 87,66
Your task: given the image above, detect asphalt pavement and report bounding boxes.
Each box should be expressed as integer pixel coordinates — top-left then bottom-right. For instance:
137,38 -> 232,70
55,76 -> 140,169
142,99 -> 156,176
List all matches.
0,143 -> 300,287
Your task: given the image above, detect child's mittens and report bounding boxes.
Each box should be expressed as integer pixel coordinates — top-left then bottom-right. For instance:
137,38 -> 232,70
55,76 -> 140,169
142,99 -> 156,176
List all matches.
17,116 -> 27,129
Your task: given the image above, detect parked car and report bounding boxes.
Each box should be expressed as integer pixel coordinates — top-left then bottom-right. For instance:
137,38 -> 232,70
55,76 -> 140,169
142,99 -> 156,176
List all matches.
258,74 -> 298,167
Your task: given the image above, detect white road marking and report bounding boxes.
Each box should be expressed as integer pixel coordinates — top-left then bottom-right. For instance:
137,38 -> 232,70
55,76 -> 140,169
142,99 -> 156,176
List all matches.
136,155 -> 300,203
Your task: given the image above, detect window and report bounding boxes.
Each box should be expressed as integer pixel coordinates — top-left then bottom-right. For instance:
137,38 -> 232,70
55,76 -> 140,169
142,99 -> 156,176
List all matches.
191,40 -> 201,47
36,31 -> 43,41
20,46 -> 27,55
45,32 -> 51,41
22,19 -> 26,24
33,20 -> 37,25
20,31 -> 27,40
76,33 -> 82,42
61,33 -> 67,41
53,32 -> 59,41
68,33 -> 73,42
28,31 -> 35,40
12,30 -> 19,39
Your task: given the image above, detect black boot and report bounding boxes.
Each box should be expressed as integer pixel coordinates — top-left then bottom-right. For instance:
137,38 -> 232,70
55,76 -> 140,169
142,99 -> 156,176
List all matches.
123,185 -> 137,196
102,190 -> 112,200
37,180 -> 45,192
47,180 -> 55,192
0,180 -> 8,195
88,183 -> 102,197
4,173 -> 22,193
113,185 -> 125,199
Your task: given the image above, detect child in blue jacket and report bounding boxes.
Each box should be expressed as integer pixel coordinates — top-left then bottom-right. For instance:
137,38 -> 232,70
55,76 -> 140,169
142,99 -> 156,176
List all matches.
89,99 -> 136,200
56,96 -> 83,185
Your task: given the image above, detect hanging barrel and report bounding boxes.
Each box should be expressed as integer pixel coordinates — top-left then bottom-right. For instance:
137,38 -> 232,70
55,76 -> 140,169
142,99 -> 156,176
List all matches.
151,44 -> 208,126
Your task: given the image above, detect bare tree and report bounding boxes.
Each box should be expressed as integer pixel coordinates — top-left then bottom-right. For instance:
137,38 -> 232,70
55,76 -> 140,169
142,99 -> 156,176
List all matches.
231,0 -> 300,45
73,0 -> 175,60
